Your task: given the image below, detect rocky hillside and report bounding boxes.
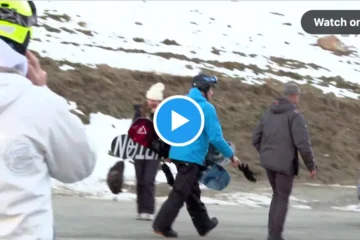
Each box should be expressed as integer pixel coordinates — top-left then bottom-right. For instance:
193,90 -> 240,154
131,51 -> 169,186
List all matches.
31,1 -> 360,184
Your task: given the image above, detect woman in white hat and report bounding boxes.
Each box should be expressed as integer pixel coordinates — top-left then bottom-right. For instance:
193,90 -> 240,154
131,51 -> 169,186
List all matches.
132,82 -> 165,221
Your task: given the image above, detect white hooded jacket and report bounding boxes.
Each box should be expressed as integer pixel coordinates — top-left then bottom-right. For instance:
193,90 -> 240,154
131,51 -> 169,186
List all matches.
0,39 -> 97,239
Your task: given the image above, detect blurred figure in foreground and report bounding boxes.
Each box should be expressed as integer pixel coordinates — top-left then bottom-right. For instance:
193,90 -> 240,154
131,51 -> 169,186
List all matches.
0,1 -> 97,239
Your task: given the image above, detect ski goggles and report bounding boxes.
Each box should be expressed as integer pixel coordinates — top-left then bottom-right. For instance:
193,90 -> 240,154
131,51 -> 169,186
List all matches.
205,75 -> 217,86
193,74 -> 218,86
0,2 -> 37,28
200,75 -> 218,87
202,75 -> 217,82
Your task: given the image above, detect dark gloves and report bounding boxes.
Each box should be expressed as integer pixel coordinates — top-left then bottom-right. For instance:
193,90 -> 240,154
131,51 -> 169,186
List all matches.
161,163 -> 174,186
106,161 -> 125,194
151,139 -> 170,158
238,163 -> 257,182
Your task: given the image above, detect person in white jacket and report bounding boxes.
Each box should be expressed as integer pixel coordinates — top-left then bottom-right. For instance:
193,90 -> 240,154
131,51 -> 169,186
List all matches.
0,1 -> 97,239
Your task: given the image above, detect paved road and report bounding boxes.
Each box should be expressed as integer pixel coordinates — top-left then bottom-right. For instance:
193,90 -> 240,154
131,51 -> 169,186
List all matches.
54,196 -> 359,240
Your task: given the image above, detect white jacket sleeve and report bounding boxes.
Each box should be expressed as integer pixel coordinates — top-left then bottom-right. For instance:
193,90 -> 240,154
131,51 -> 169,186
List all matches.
44,90 -> 97,183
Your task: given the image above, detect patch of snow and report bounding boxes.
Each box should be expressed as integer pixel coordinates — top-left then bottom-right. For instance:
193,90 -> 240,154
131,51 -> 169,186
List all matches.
156,196 -> 237,206
196,197 -> 238,206
214,192 -> 311,209
290,196 -> 308,203
304,183 -> 357,189
83,63 -> 97,69
312,83 -> 360,99
292,204 -> 312,210
89,192 -> 311,209
84,189 -> 138,202
29,1 -> 360,99
59,64 -> 75,71
332,204 -> 360,212
111,192 -> 137,202
68,101 -> 85,115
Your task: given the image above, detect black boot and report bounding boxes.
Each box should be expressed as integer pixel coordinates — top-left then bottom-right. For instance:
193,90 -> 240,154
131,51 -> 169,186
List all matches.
153,228 -> 178,238
198,217 -> 218,236
189,211 -> 219,236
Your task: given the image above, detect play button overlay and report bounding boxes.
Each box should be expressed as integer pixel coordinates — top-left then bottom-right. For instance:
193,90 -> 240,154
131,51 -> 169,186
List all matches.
154,95 -> 205,147
171,110 -> 189,131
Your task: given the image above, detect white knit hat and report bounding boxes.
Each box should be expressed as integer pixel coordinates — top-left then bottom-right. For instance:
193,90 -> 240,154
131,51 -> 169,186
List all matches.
146,82 -> 165,101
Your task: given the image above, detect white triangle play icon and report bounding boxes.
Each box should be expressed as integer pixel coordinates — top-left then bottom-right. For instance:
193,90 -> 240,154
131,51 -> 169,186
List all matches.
171,110 -> 189,131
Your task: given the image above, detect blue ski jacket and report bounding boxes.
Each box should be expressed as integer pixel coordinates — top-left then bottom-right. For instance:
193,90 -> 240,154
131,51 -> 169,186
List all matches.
169,88 -> 234,166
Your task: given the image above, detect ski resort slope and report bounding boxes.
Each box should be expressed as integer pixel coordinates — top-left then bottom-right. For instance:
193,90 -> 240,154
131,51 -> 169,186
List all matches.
32,1 -> 360,98
30,1 -> 360,210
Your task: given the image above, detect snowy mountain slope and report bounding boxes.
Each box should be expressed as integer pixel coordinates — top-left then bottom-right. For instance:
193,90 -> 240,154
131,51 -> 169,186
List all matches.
31,1 -> 360,99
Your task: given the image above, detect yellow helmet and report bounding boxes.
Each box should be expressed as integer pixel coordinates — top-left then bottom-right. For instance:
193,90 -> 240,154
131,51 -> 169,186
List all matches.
0,1 -> 37,53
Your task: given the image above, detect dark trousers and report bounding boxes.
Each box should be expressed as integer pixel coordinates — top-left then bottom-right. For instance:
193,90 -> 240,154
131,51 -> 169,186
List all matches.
153,161 -> 212,233
134,159 -> 159,214
266,169 -> 294,239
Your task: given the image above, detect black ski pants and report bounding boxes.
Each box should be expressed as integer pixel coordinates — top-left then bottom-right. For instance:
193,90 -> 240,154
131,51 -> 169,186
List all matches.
153,160 -> 212,233
134,159 -> 159,214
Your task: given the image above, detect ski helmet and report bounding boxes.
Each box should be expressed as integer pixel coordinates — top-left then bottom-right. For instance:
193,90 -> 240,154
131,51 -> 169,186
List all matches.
192,74 -> 218,94
0,1 -> 37,55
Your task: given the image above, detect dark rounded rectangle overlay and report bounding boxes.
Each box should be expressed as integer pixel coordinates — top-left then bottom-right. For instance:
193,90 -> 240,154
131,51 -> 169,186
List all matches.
302,10 -> 360,34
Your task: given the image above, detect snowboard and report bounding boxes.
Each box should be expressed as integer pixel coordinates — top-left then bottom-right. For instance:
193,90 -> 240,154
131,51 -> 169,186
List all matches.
199,142 -> 236,191
110,133 -> 174,186
106,161 -> 125,194
198,163 -> 231,191
110,134 -> 159,161
107,134 -> 159,194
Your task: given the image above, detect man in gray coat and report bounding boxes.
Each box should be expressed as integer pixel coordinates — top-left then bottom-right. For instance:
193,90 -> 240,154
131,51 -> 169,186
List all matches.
252,82 -> 317,240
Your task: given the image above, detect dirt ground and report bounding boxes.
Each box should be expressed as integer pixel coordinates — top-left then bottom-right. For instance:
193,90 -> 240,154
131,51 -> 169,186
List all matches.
37,54 -> 360,184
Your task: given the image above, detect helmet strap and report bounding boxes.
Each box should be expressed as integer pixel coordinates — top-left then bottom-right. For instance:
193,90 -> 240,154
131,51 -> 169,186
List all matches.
201,87 -> 210,100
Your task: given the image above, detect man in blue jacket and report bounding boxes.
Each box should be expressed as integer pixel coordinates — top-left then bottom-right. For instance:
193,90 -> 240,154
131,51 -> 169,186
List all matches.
152,74 -> 241,238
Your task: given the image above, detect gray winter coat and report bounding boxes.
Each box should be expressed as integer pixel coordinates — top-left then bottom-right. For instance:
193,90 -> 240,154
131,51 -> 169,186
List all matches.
252,98 -> 316,175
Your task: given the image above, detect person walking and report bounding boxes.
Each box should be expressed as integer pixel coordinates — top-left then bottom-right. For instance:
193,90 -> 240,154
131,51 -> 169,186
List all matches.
252,82 -> 317,240
152,74 -> 243,238
133,82 -> 165,221
0,1 -> 97,239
